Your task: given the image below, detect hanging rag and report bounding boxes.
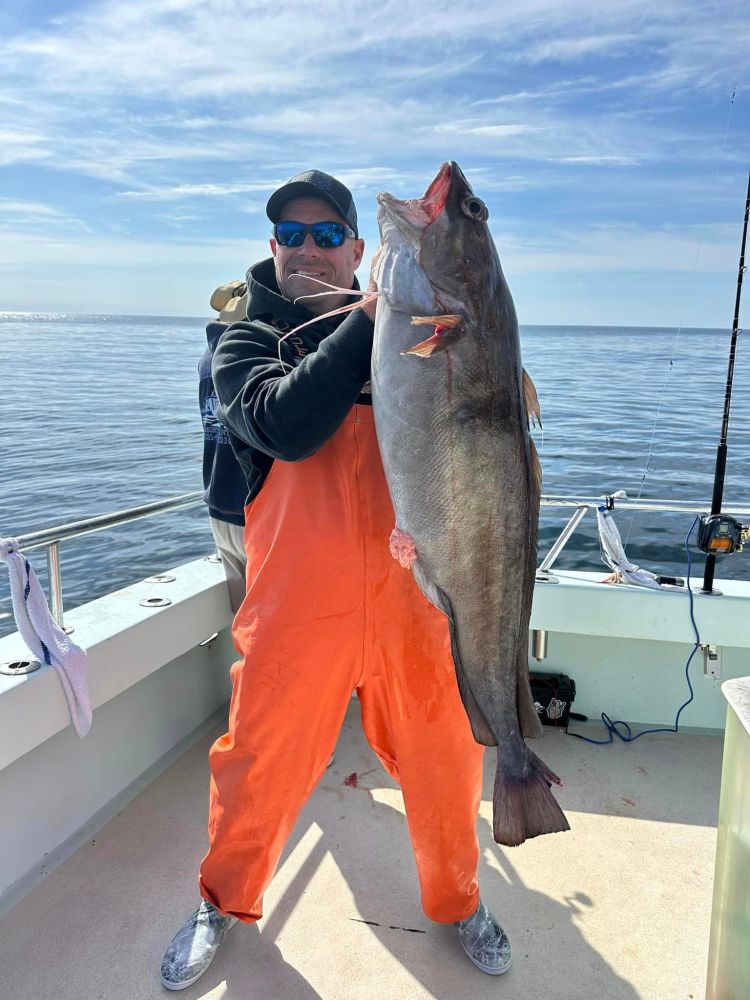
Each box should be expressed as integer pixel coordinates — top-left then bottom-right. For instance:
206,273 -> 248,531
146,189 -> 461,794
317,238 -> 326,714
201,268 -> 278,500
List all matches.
0,538 -> 92,737
595,492 -> 662,590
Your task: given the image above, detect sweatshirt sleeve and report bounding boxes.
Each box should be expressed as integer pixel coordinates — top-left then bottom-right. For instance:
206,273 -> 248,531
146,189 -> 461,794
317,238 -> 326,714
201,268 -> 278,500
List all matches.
212,308 -> 374,462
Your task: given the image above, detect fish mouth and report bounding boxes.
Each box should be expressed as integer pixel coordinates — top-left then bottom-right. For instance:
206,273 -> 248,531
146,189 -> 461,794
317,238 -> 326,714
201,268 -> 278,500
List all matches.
376,162 -> 454,242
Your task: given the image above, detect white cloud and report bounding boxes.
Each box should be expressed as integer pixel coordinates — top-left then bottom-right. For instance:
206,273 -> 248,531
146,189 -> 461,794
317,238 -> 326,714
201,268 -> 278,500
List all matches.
0,198 -> 90,233
556,155 -> 640,166
431,123 -> 537,138
0,199 -> 66,218
524,33 -> 639,63
117,182 -> 274,202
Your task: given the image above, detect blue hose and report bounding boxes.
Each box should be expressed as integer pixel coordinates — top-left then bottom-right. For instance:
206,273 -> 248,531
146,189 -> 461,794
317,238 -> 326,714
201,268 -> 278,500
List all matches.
567,517 -> 701,745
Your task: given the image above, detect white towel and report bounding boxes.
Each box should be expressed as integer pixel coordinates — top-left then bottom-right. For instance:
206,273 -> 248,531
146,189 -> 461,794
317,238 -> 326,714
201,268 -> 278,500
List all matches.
596,493 -> 663,590
0,538 -> 92,737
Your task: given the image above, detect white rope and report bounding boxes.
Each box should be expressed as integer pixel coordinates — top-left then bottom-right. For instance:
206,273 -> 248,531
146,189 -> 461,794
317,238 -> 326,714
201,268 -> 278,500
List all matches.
0,538 -> 92,737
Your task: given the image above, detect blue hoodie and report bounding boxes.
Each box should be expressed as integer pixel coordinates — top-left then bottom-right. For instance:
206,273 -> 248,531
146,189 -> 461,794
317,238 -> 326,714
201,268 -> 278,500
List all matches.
199,320 -> 247,527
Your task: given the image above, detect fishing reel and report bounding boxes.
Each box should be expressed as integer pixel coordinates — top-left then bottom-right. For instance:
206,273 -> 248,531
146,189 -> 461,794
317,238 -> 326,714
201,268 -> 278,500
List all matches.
697,514 -> 749,556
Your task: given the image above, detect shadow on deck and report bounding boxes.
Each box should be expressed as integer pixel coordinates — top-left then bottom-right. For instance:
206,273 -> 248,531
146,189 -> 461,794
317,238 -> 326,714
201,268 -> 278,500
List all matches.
0,700 -> 722,1000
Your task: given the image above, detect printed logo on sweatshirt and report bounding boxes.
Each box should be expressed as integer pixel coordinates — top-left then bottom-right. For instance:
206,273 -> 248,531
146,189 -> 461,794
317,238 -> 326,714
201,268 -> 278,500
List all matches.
201,392 -> 231,445
269,318 -> 309,361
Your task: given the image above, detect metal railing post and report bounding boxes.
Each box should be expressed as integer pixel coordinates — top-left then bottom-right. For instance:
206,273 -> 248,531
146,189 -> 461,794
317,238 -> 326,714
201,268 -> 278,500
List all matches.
46,541 -> 65,630
537,505 -> 590,574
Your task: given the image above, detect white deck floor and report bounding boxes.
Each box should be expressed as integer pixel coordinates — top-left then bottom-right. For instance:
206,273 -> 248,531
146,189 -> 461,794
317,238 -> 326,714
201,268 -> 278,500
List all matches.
0,699 -> 722,999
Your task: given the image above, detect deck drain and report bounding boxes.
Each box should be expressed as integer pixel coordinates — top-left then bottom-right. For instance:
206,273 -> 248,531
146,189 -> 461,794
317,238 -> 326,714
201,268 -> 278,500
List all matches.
144,574 -> 176,584
204,554 -> 222,564
1,659 -> 42,676
139,597 -> 172,608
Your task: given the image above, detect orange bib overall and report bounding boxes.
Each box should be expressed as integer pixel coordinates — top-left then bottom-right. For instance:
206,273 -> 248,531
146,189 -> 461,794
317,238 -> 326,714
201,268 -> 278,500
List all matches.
199,403 -> 484,924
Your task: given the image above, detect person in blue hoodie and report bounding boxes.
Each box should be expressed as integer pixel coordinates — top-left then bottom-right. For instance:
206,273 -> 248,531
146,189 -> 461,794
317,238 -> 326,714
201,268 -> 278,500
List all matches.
198,282 -> 249,611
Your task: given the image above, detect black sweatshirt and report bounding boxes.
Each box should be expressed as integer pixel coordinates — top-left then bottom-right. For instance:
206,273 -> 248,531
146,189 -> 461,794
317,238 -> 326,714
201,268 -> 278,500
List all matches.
212,258 -> 374,503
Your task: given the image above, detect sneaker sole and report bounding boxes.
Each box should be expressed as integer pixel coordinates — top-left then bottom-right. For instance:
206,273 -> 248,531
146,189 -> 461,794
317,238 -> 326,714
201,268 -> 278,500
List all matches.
161,961 -> 216,991
160,916 -> 238,991
459,939 -> 512,976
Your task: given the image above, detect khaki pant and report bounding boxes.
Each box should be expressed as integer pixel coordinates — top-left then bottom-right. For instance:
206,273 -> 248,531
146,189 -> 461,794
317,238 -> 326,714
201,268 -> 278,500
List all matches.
209,516 -> 246,613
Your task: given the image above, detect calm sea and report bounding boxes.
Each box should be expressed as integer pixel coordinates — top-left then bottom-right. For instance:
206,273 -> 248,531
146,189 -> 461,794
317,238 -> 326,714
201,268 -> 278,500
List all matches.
1,314 -> 749,639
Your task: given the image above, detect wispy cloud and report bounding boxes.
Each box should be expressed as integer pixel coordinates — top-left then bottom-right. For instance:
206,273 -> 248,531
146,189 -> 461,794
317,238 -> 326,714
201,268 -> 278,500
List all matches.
0,199 -> 66,218
0,197 -> 89,232
497,222 -> 741,275
523,33 -> 639,63
431,123 -> 538,138
556,155 -> 640,166
117,183 -> 273,202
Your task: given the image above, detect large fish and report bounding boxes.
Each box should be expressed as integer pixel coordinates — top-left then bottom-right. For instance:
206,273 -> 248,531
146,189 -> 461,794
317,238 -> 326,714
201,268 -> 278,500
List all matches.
372,162 -> 569,846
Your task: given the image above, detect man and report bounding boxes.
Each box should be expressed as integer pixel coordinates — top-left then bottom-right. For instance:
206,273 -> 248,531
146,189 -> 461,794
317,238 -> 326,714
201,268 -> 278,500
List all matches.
161,170 -> 510,990
199,281 -> 249,612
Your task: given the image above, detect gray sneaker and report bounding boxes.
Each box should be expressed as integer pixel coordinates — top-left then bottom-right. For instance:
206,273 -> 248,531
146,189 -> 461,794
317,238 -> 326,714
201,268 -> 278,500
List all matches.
456,900 -> 511,975
161,900 -> 238,991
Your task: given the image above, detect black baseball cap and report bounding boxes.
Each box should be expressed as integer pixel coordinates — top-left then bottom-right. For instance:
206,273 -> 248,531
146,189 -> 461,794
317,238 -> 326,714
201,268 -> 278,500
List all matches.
266,170 -> 359,238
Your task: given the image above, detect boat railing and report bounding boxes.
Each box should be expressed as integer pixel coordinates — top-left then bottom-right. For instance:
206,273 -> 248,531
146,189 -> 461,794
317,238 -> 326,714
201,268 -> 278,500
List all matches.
538,495 -> 750,579
3,492 -> 750,632
5,492 -> 204,631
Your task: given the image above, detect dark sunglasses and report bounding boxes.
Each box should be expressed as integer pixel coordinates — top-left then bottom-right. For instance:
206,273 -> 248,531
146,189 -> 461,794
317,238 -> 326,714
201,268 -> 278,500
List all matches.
273,220 -> 356,249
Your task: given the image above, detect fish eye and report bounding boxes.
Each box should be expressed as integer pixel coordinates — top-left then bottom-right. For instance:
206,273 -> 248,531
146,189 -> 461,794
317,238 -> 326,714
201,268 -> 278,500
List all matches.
461,196 -> 489,222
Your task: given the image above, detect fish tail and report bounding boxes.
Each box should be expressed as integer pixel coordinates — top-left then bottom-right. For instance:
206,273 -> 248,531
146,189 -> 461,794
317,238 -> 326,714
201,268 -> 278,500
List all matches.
493,748 -> 570,847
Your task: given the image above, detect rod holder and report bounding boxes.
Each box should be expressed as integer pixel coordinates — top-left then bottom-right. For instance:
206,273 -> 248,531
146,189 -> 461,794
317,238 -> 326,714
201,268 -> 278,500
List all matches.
532,629 -> 548,662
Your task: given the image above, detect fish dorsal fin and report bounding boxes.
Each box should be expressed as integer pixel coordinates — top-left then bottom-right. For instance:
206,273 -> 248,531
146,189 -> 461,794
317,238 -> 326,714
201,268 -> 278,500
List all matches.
523,369 -> 542,429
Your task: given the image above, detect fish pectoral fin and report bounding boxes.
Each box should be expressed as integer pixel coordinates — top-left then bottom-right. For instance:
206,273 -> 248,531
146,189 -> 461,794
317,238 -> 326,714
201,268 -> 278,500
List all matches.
454,657 -> 497,747
422,578 -> 497,748
517,666 -> 544,738
403,314 -> 463,358
401,335 -> 444,358
523,368 -> 542,429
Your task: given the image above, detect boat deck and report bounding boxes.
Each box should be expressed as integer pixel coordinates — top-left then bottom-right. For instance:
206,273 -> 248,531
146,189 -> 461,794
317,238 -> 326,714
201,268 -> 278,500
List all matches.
0,698 -> 722,1000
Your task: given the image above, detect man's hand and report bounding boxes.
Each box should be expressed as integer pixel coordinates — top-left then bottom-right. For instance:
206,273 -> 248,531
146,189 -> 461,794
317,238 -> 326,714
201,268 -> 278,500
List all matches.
360,245 -> 381,323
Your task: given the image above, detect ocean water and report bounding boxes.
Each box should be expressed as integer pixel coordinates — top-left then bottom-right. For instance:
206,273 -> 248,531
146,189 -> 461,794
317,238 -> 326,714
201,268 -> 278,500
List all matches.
1,314 -> 749,639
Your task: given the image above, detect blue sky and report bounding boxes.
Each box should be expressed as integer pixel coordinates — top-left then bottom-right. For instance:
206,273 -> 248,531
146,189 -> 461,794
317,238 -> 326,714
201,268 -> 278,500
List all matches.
0,0 -> 748,325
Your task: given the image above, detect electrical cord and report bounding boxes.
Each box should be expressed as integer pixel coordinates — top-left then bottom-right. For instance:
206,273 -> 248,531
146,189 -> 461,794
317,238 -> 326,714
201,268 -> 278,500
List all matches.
567,516 -> 701,745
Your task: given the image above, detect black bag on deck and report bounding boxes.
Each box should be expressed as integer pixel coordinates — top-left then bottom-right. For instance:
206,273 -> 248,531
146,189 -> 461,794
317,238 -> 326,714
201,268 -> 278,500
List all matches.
529,672 -> 576,727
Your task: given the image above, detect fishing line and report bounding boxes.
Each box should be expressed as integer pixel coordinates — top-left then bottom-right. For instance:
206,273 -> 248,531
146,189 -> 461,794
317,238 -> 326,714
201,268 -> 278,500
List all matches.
274,280 -> 378,373
623,86 -> 742,549
567,516 -> 701,746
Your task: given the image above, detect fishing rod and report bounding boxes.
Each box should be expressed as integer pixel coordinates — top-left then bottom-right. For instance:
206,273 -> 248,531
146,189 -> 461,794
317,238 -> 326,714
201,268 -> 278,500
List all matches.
698,168 -> 750,594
